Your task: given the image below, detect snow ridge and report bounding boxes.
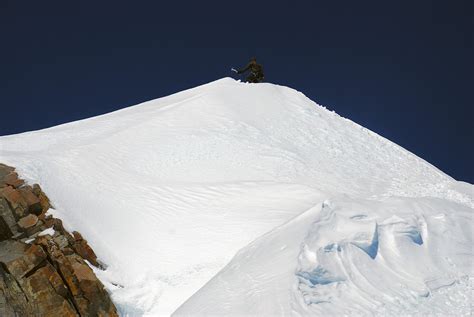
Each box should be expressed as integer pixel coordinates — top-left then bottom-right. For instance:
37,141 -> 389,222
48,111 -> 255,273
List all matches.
1,78 -> 472,316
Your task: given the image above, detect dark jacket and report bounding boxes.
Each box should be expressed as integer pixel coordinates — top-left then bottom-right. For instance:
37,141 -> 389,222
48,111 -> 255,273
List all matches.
238,60 -> 264,77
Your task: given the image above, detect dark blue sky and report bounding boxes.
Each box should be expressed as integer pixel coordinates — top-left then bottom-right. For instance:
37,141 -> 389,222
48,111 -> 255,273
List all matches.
1,1 -> 472,182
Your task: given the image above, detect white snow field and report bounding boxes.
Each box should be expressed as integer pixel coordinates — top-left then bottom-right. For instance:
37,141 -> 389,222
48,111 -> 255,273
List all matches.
0,78 -> 472,316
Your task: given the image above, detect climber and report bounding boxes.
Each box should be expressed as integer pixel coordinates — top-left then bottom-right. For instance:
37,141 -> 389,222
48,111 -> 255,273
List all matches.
232,57 -> 265,83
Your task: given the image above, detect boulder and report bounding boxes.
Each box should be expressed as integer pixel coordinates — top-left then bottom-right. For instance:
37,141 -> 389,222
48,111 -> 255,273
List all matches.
19,186 -> 43,215
1,172 -> 25,189
0,163 -> 14,175
18,214 -> 44,237
72,231 -> 99,267
0,240 -> 29,265
0,242 -> 47,280
32,184 -> 51,214
0,186 -> 28,220
0,165 -> 23,189
17,214 -> 39,231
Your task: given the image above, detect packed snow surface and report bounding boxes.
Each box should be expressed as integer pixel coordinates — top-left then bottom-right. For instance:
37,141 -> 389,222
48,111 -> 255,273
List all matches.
0,78 -> 472,316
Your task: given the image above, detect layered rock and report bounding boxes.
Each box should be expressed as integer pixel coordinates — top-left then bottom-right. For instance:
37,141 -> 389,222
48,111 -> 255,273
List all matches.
0,163 -> 117,317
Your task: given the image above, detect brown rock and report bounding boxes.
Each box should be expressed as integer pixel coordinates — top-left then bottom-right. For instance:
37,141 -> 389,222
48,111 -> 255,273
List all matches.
0,215 -> 13,241
0,164 -> 23,189
0,240 -> 29,264
31,220 -> 45,236
71,231 -> 99,267
0,197 -> 18,233
53,218 -> 67,233
1,242 -> 47,280
0,163 -> 118,316
62,247 -> 75,256
0,239 -> 78,317
72,231 -> 84,241
17,214 -> 44,237
21,263 -> 78,317
33,183 -> 51,213
0,186 -> 28,220
43,216 -> 55,228
0,163 -> 15,175
68,255 -> 118,317
17,214 -> 39,231
19,186 -> 43,215
36,237 -> 118,316
53,234 -> 70,250
0,264 -> 33,316
1,172 -> 25,189
72,260 -> 97,282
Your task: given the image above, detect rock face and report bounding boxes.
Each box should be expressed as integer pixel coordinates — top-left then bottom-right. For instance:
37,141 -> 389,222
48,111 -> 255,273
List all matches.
0,163 -> 118,317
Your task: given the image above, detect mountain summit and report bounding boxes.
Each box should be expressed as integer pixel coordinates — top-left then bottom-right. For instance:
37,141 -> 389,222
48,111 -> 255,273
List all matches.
1,78 -> 472,315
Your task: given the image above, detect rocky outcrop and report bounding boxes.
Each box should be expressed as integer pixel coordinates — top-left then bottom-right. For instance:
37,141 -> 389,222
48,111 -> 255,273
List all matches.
0,163 -> 118,317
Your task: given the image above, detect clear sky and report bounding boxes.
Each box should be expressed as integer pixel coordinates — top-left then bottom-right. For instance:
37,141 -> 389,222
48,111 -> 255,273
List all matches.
1,0 -> 472,182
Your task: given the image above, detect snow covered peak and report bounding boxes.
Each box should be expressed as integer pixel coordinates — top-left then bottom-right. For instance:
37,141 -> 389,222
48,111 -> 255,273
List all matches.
1,78 -> 465,201
1,78 -> 472,315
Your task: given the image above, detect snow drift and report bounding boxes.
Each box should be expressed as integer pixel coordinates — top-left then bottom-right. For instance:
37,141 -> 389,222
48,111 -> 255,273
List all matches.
0,78 -> 472,316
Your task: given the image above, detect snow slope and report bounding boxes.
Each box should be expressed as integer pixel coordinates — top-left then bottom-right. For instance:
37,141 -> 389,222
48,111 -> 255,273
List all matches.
0,78 -> 472,316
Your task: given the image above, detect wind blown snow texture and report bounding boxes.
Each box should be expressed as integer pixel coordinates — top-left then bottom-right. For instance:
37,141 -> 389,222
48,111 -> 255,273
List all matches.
0,78 -> 472,316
